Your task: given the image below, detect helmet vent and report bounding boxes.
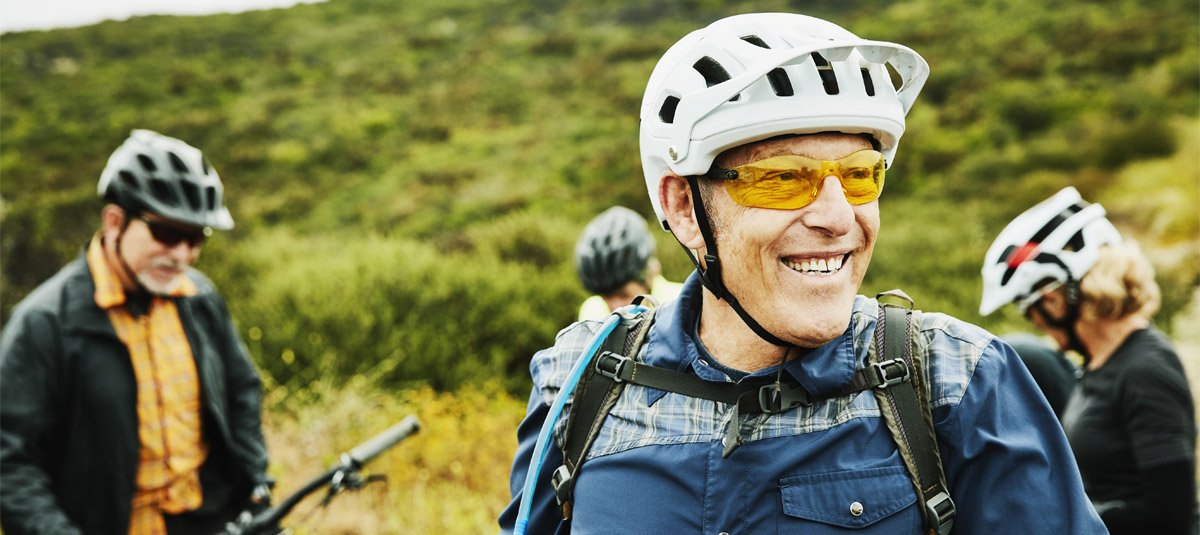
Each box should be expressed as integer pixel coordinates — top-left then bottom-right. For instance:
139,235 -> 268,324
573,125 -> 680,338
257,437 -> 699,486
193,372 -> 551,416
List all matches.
136,154 -> 157,172
740,35 -> 769,48
167,151 -> 189,174
738,36 -> 794,97
1064,230 -> 1085,253
998,244 -> 1020,285
118,170 -> 141,190
659,95 -> 680,124
181,180 -> 202,211
201,158 -> 212,175
811,53 -> 839,95
694,56 -> 739,102
205,187 -> 217,210
861,68 -> 876,96
766,68 -> 794,97
1031,202 -> 1086,243
149,178 -> 180,207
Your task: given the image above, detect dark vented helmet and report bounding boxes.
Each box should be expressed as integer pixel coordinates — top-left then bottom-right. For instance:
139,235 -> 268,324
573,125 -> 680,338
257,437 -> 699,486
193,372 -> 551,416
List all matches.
97,129 -> 234,230
574,206 -> 656,295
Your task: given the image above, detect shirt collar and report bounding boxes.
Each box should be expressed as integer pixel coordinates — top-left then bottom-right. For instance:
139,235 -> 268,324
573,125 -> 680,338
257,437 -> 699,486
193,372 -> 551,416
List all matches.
87,233 -> 196,310
641,271 -> 869,405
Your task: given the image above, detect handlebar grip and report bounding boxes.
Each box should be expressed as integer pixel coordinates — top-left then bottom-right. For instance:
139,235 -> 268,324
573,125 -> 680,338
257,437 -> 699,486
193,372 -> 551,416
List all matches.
346,415 -> 420,466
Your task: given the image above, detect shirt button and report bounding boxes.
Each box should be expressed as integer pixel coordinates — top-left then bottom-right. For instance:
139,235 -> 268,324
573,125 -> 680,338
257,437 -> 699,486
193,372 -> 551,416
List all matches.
850,501 -> 864,517
719,532 -> 730,535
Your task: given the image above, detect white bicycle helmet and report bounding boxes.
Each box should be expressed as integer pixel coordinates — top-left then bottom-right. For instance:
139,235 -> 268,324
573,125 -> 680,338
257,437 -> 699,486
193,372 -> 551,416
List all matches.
97,129 -> 234,230
979,187 -> 1121,315
639,12 -> 930,227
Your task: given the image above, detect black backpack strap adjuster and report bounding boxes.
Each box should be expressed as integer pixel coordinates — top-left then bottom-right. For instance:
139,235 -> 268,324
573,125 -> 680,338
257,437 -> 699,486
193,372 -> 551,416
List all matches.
755,380 -> 811,414
926,490 -> 956,535
593,351 -> 633,383
550,464 -> 574,514
869,358 -> 911,389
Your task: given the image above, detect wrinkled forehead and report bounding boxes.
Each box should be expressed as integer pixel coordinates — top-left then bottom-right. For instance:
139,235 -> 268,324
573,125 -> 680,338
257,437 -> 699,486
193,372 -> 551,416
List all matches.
714,133 -> 875,168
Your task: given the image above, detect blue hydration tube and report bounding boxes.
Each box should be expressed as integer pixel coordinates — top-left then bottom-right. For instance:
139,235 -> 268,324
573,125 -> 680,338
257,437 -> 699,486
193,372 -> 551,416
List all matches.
513,306 -> 644,535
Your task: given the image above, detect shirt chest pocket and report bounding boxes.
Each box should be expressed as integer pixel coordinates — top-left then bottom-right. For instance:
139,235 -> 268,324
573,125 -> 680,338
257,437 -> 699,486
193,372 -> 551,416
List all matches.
778,466 -> 920,533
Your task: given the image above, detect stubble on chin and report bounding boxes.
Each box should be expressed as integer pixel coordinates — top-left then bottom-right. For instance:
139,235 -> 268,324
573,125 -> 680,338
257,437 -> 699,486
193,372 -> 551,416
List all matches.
779,290 -> 856,346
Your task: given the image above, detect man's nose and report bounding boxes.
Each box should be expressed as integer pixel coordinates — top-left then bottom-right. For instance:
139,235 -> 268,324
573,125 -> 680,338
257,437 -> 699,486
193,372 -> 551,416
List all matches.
799,175 -> 855,235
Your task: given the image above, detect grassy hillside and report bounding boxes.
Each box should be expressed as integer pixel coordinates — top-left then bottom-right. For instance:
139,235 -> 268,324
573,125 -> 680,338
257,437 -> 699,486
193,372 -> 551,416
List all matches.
3,0 -> 1199,531
3,0 -> 1197,392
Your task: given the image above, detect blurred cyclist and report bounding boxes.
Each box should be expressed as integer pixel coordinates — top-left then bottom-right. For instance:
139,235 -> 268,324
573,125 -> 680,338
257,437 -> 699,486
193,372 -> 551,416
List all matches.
982,186 -> 1198,534
574,206 -> 682,321
1,130 -> 273,534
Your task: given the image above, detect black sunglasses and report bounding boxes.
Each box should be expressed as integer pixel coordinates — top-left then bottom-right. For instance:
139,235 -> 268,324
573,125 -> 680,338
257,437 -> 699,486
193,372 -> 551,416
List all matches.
135,215 -> 209,248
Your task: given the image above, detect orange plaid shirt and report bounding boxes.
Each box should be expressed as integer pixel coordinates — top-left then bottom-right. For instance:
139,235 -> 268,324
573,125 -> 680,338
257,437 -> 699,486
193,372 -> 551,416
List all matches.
87,236 -> 209,535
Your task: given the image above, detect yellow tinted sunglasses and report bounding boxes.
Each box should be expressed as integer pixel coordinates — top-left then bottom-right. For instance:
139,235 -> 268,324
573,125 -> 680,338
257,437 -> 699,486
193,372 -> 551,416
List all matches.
705,149 -> 886,210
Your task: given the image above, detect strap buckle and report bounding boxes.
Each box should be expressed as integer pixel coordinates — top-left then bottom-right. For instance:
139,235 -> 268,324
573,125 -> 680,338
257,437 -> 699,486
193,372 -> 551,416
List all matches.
925,490 -> 956,535
756,381 -> 811,414
550,464 -> 575,518
594,352 -> 631,383
871,358 -> 910,389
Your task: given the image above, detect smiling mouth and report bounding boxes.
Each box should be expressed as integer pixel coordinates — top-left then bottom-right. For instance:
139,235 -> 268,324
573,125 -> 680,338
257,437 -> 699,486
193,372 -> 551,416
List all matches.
782,253 -> 849,275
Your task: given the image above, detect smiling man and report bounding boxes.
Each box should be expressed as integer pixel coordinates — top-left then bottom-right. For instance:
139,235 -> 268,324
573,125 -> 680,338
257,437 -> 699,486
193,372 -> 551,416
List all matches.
1,130 -> 272,534
500,13 -> 1105,534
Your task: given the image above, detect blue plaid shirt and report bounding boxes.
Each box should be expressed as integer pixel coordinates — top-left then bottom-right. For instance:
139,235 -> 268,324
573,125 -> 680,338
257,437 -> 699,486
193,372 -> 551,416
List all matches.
500,273 -> 1105,534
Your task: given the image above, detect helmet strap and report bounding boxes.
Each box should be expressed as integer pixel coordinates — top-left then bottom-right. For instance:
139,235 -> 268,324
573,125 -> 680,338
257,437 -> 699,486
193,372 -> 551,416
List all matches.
677,175 -> 789,348
1031,279 -> 1089,362
113,210 -> 149,296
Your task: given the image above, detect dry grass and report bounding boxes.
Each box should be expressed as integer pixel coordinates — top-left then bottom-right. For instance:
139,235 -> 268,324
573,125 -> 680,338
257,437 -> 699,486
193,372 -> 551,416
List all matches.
261,378 -> 525,534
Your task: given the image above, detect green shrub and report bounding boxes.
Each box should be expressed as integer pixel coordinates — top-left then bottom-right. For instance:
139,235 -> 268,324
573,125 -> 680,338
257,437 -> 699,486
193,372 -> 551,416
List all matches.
219,229 -> 581,394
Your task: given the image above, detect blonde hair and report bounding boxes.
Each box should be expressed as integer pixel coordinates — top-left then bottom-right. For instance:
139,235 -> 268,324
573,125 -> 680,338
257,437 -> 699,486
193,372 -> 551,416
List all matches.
1079,241 -> 1161,321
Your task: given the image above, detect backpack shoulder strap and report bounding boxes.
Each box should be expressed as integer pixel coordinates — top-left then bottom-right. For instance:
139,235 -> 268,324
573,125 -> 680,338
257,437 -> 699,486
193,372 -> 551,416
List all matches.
552,303 -> 657,520
871,290 -> 955,535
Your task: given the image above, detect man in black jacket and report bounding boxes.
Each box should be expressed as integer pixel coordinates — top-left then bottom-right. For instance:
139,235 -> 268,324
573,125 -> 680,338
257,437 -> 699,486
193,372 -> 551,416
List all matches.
1,130 -> 271,534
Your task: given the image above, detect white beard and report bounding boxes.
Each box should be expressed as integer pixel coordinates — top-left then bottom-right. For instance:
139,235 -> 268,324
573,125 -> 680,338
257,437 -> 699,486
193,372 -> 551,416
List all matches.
136,258 -> 185,296
137,272 -> 183,296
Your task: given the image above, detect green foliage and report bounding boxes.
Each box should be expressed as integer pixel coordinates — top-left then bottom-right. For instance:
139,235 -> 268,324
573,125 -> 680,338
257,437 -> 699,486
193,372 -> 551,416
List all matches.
225,226 -> 583,392
2,0 -> 1197,393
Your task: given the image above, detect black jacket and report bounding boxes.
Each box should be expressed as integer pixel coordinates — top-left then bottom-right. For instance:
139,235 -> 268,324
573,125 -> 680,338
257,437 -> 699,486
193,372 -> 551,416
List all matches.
0,252 -> 270,534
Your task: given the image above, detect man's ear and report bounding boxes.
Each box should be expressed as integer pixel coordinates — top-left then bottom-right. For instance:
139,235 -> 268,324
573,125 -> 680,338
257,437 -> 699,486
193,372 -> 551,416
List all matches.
659,174 -> 705,250
100,204 -> 126,238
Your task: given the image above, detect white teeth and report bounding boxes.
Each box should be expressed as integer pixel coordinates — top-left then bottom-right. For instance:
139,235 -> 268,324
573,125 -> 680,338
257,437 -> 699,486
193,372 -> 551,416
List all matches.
785,254 -> 846,274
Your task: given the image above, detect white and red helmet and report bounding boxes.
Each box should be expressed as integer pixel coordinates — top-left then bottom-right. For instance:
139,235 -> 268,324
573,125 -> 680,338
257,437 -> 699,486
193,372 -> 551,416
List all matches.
979,187 -> 1122,315
638,13 -> 930,227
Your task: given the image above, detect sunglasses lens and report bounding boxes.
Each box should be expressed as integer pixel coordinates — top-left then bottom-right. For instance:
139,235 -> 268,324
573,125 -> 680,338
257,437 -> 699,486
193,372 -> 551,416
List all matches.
722,150 -> 884,209
840,151 -> 886,205
142,218 -> 205,247
725,165 -> 820,209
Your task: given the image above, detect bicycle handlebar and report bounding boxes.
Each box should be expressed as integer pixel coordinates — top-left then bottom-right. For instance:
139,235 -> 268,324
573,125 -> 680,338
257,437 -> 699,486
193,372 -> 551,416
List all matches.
222,415 -> 420,535
347,415 -> 420,466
